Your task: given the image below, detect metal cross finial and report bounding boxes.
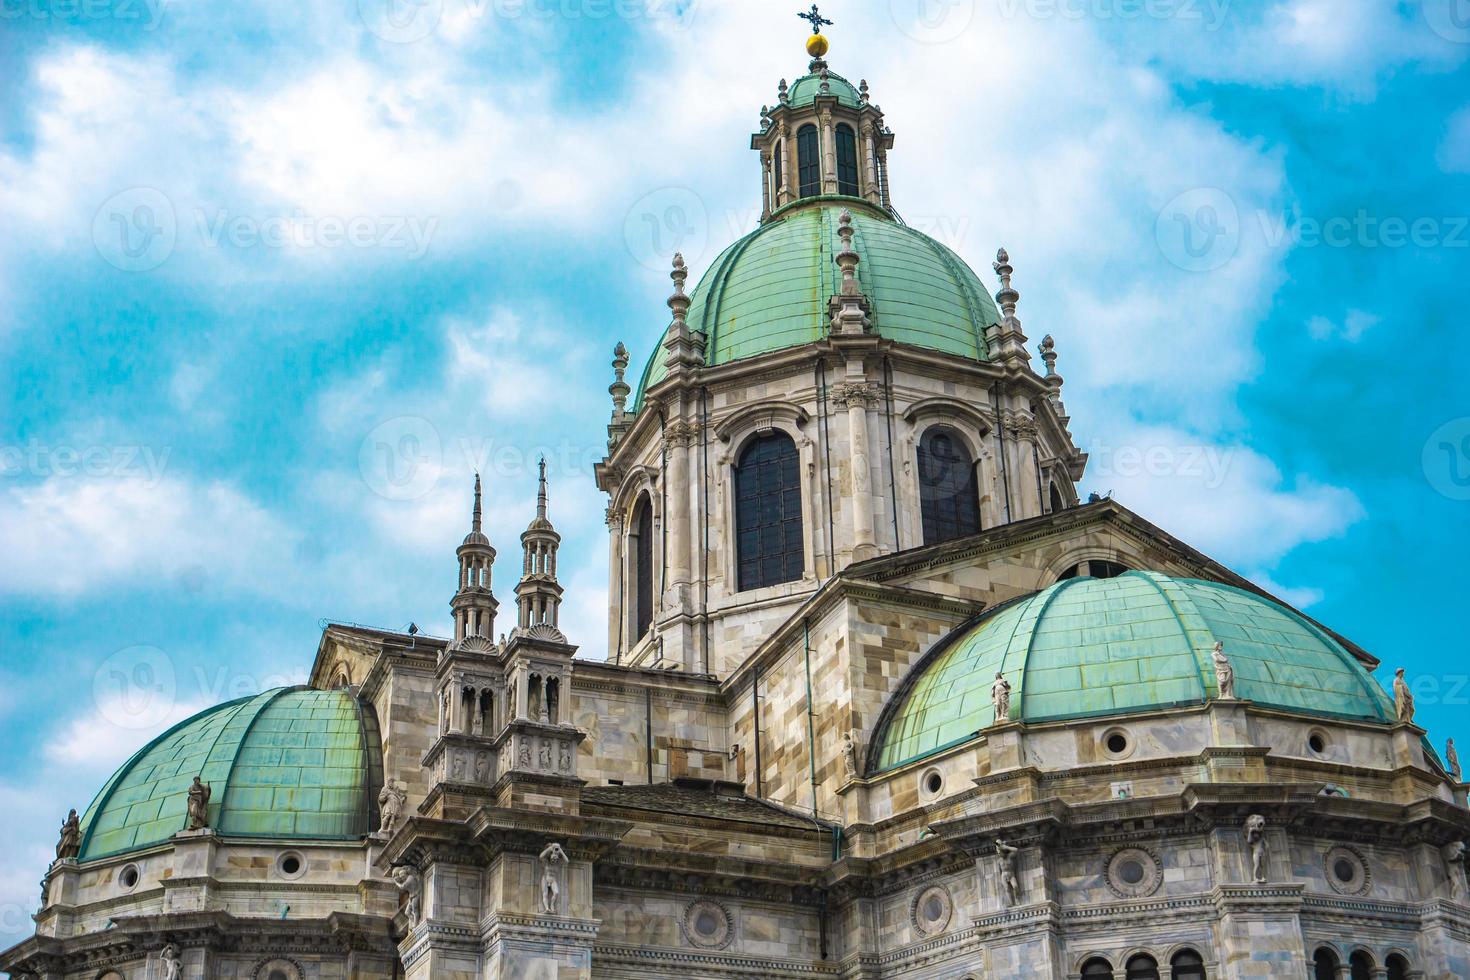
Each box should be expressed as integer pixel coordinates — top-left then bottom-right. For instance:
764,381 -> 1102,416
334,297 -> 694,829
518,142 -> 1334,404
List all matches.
798,4 -> 832,34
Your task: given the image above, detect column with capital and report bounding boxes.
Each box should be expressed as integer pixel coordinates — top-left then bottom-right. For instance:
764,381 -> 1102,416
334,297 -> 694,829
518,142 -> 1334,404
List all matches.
837,381 -> 881,562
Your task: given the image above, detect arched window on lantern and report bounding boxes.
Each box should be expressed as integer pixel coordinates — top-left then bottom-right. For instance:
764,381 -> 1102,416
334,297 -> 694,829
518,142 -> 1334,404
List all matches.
797,124 -> 821,198
836,124 -> 859,196
917,426 -> 980,546
734,432 -> 804,591
630,494 -> 655,643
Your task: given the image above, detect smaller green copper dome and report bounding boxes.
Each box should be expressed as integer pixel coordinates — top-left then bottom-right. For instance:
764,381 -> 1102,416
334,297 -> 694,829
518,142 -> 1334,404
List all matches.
873,572 -> 1395,772
77,687 -> 381,861
636,201 -> 1000,405
787,69 -> 861,108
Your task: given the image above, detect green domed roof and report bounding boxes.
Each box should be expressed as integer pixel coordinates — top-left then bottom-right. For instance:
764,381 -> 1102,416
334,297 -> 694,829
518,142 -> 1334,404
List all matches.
77,687 -> 381,861
788,69 -> 861,108
874,572 -> 1395,772
636,201 -> 1000,405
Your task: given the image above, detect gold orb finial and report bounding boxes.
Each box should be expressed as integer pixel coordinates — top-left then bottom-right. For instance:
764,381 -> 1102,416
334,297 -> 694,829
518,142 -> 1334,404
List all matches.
806,32 -> 829,58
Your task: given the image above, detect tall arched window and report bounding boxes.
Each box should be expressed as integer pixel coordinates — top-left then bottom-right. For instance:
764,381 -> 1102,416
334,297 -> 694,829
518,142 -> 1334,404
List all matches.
1126,954 -> 1161,980
1081,959 -> 1114,979
917,426 -> 980,545
1170,950 -> 1206,979
836,124 -> 859,196
774,140 -> 785,197
734,432 -> 803,591
1313,948 -> 1340,980
1386,954 -> 1410,980
1049,480 -> 1066,514
631,494 -> 654,643
797,124 -> 821,198
1349,951 -> 1375,980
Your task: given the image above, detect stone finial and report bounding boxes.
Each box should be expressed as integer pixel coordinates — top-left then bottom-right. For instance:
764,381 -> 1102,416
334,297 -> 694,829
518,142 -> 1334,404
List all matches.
1039,335 -> 1058,377
778,78 -> 790,104
835,210 -> 860,292
668,252 -> 690,325
471,472 -> 483,534
1448,738 -> 1461,781
609,341 -> 630,420
993,247 -> 1019,321
1394,668 -> 1415,725
859,79 -> 870,104
1213,641 -> 1236,700
1245,814 -> 1268,883
829,211 -> 871,334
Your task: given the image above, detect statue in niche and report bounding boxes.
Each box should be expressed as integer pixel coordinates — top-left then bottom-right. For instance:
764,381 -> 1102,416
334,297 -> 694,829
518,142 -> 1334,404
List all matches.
994,838 -> 1020,906
186,776 -> 212,831
441,689 -> 451,733
451,753 -> 466,782
1394,668 -> 1415,724
1449,739 -> 1462,781
538,738 -> 552,770
1212,641 -> 1236,700
843,730 -> 861,779
519,741 -> 531,768
378,781 -> 407,836
731,743 -> 746,783
558,741 -> 572,773
991,673 -> 1011,724
539,842 -> 568,915
160,943 -> 182,980
1443,841 -> 1468,900
1245,814 -> 1268,883
475,751 -> 491,782
55,809 -> 80,861
391,865 -> 422,923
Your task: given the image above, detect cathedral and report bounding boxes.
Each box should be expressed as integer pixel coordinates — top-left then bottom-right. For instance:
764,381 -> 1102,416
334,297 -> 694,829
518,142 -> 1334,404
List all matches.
6,22 -> 1469,980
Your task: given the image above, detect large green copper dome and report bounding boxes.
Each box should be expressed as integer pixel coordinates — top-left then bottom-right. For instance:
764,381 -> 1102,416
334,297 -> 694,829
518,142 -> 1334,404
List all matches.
77,687 -> 381,861
635,200 -> 1000,405
874,572 -> 1395,772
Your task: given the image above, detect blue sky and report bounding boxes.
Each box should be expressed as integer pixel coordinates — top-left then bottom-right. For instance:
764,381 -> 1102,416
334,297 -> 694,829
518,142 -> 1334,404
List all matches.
1,0 -> 1468,945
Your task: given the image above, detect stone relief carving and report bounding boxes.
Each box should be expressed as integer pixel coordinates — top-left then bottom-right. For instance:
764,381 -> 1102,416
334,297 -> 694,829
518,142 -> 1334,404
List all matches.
1450,738 -> 1463,781
843,730 -> 860,779
539,842 -> 568,915
1443,841 -> 1468,900
377,780 -> 407,837
1213,641 -> 1236,700
451,753 -> 466,782
391,865 -> 422,923
1106,846 -> 1163,899
475,751 -> 491,782
160,943 -> 182,980
991,672 -> 1011,724
186,776 -> 211,831
558,742 -> 572,774
55,809 -> 80,861
1394,668 -> 1415,724
995,837 -> 1020,906
1245,814 -> 1268,883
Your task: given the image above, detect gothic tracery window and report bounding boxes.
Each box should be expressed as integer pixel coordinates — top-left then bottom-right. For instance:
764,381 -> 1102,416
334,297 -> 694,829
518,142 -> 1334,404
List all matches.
797,124 -> 821,198
917,426 -> 980,546
734,432 -> 804,591
836,124 -> 859,196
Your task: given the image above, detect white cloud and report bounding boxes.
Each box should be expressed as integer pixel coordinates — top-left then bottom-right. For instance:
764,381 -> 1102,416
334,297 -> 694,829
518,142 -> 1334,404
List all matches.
0,475 -> 298,597
1439,106 -> 1470,173
1086,423 -> 1365,569
1308,308 -> 1380,343
1249,572 -> 1325,612
46,694 -> 213,769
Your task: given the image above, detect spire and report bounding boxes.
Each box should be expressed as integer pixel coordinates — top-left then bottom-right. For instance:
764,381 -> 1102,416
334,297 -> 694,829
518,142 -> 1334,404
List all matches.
662,252 -> 705,371
451,475 -> 498,647
517,459 -> 566,641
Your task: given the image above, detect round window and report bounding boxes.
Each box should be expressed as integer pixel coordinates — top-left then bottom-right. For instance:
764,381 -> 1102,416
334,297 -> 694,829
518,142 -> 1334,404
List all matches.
920,767 -> 944,798
118,864 -> 140,891
1102,728 -> 1133,760
1325,846 -> 1370,896
911,885 -> 953,936
1106,847 -> 1162,898
1308,730 -> 1330,756
682,901 -> 732,949
275,851 -> 307,880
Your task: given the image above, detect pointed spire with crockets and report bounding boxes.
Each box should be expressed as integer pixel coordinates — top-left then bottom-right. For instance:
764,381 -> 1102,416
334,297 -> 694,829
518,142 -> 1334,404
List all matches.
451,474 -> 498,645
517,458 -> 566,640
